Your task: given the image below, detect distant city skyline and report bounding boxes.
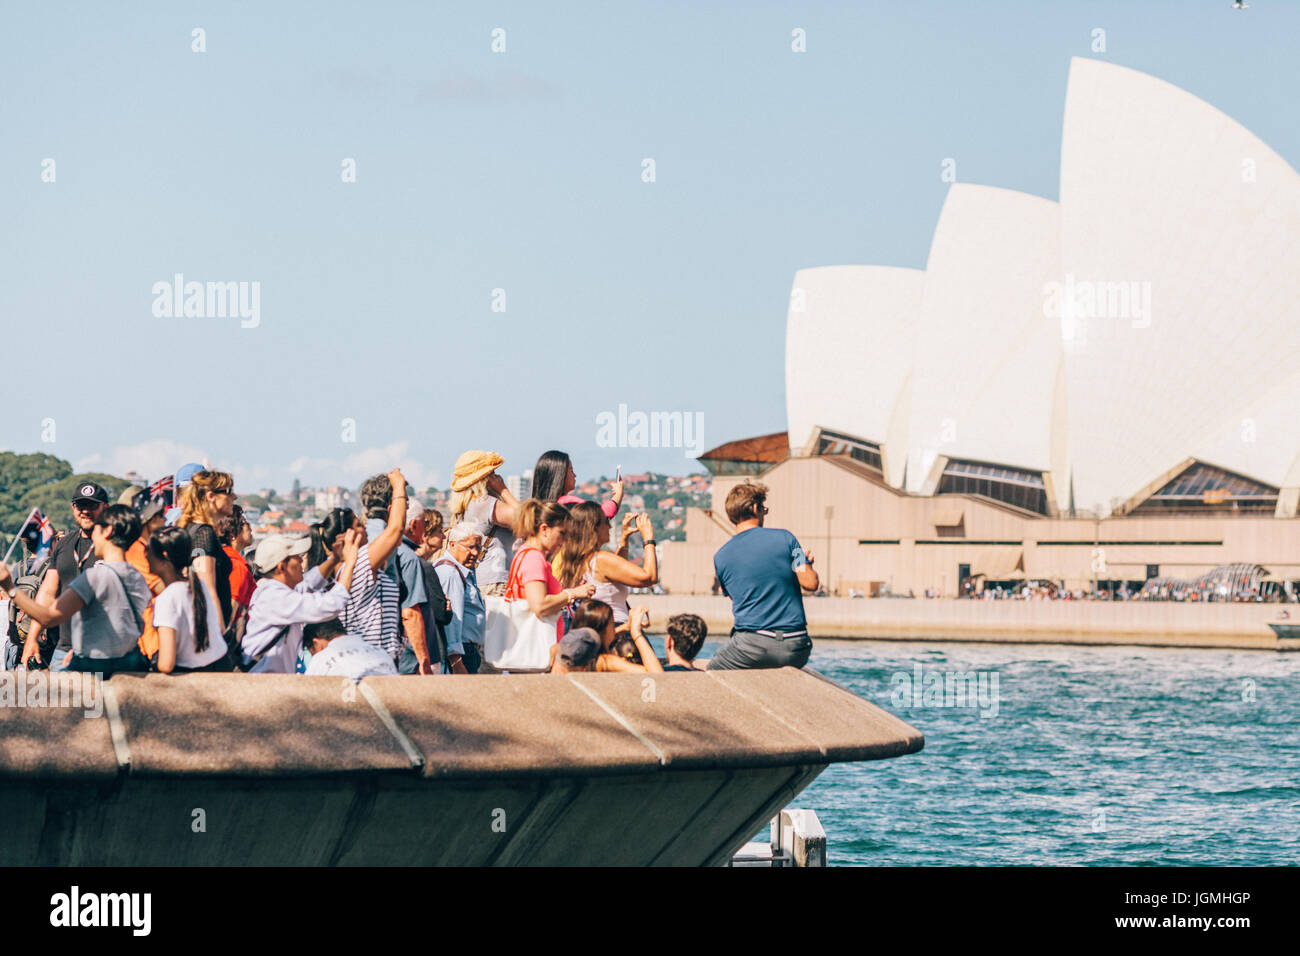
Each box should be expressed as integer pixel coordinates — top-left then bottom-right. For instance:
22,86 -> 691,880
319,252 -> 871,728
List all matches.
5,2 -> 1296,491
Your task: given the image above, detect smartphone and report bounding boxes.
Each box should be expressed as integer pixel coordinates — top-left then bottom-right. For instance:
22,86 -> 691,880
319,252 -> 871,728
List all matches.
616,465 -> 621,481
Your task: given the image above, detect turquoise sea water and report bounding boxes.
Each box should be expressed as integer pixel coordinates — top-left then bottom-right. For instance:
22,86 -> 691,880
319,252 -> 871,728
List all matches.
733,640 -> 1299,866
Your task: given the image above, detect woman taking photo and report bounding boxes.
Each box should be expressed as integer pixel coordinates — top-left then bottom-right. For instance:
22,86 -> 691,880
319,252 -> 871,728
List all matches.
147,526 -> 232,673
306,508 -> 359,572
531,450 -> 624,520
176,469 -> 237,636
449,450 -> 518,596
552,501 -> 658,625
509,499 -> 595,638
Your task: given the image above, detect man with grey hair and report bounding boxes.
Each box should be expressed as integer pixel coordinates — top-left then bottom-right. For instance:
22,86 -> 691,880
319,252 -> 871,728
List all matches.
395,494 -> 455,674
433,522 -> 488,674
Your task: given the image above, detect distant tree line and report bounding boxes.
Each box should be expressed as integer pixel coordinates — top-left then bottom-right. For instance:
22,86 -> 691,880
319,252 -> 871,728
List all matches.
0,451 -> 129,552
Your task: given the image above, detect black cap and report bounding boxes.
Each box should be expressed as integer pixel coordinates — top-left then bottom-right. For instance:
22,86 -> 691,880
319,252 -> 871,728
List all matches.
71,482 -> 110,506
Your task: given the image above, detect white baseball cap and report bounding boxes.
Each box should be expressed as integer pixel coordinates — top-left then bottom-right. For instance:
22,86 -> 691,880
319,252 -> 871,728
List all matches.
254,535 -> 311,574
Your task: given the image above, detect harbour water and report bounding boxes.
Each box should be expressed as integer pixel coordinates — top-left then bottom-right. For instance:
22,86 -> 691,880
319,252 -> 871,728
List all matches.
692,639 -> 1298,866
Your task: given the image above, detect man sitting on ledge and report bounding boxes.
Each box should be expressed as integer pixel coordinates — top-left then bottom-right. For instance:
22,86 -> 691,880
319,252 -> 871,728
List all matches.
708,480 -> 817,671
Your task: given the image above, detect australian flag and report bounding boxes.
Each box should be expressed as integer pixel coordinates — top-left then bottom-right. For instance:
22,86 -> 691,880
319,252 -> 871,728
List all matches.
147,474 -> 175,510
18,509 -> 54,565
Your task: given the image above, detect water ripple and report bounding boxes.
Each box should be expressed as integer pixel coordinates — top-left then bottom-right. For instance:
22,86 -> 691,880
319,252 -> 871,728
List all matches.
797,640 -> 1300,866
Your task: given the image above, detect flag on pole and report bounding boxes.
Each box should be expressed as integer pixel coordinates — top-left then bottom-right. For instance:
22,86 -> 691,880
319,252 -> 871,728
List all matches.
19,509 -> 55,566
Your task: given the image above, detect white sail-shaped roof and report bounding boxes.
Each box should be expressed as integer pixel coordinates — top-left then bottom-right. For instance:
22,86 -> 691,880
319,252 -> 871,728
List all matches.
785,265 -> 924,486
780,58 -> 1300,518
904,185 -> 1064,497
1191,366 -> 1300,496
1059,57 -> 1300,515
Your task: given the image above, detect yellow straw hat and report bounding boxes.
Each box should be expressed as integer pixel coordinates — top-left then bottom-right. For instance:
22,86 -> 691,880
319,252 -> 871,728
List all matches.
451,450 -> 505,492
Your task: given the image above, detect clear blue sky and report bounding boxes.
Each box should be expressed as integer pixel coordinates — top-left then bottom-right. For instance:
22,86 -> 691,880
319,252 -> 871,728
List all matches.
3,1 -> 1296,492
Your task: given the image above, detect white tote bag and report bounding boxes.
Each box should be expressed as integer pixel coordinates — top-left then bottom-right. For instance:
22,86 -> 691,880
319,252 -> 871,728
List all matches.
482,548 -> 558,671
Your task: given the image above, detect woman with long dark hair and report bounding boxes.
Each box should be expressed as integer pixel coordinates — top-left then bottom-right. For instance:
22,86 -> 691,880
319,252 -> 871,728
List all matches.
307,508 -> 359,571
147,526 -> 231,672
552,501 -> 658,625
531,450 -> 623,519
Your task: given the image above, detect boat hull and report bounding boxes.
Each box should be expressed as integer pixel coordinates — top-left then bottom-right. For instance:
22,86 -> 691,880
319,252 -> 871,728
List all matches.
0,668 -> 923,865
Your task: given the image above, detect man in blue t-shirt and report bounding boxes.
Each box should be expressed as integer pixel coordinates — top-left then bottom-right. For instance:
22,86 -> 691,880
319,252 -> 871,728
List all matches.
708,480 -> 819,670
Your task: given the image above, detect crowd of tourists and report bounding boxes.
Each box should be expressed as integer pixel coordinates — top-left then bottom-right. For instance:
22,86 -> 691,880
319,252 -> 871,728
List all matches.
2,449 -> 819,678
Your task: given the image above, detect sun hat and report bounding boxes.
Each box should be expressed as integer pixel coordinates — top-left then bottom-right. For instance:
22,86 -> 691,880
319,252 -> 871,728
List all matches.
451,450 -> 505,493
116,485 -> 145,506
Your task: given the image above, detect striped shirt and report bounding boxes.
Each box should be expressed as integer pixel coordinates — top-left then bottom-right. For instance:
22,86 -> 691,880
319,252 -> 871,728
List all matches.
338,544 -> 401,660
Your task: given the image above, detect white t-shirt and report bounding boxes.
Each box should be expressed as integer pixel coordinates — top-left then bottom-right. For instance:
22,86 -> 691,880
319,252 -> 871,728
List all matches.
305,633 -> 398,679
152,579 -> 229,670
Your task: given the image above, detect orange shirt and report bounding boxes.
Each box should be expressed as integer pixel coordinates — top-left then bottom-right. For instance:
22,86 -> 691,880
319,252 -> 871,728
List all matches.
125,538 -> 164,658
125,539 -> 165,595
225,545 -> 255,609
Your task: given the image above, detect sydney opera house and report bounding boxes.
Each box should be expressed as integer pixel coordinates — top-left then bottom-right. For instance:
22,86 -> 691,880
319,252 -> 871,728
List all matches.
662,58 -> 1300,597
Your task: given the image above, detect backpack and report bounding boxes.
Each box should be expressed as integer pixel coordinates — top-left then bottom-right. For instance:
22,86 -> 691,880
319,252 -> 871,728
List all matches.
6,574 -> 42,646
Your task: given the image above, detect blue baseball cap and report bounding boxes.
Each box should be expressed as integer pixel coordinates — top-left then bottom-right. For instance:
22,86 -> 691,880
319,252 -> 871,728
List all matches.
175,462 -> 205,487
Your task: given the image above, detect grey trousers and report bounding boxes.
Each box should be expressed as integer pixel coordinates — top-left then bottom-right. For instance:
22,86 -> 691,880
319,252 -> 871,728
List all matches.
707,631 -> 812,670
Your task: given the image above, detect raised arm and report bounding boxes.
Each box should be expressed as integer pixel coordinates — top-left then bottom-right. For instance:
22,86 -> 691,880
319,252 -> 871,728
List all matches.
365,469 -> 408,575
485,473 -> 518,530
594,513 -> 658,587
593,550 -> 657,589
628,605 -> 663,673
615,512 -> 635,558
